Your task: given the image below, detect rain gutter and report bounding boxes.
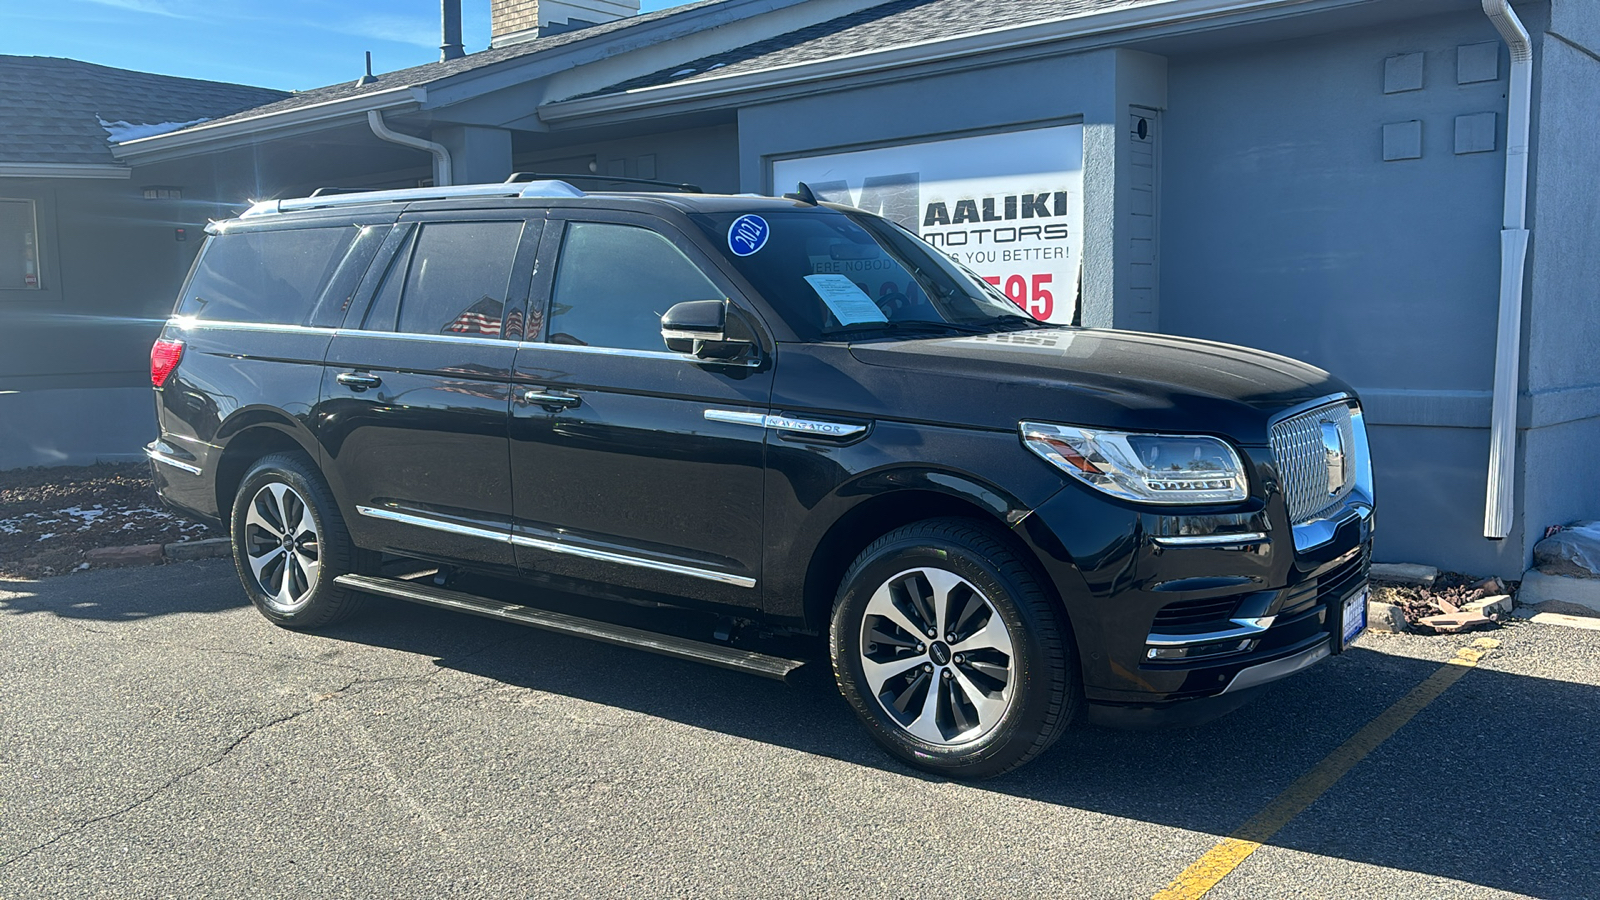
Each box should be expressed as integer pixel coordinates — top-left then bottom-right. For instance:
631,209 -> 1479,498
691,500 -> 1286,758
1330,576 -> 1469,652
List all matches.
367,110 -> 454,186
0,163 -> 130,179
1481,0 -> 1534,540
110,87 -> 427,164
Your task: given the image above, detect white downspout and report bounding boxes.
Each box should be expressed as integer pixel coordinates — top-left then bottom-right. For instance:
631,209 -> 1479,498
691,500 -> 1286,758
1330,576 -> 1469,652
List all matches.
367,110 -> 453,187
1481,0 -> 1533,540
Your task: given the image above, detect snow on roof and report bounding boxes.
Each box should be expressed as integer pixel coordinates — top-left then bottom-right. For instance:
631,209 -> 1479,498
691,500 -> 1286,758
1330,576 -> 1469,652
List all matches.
97,116 -> 211,144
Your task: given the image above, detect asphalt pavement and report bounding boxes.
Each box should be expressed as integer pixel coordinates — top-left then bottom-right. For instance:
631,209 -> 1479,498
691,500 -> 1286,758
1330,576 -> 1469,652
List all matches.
2,560 -> 1596,899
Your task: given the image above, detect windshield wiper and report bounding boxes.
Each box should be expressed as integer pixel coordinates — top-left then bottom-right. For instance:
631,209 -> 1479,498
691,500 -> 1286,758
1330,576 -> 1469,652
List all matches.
839,321 -> 997,338
988,316 -> 1058,331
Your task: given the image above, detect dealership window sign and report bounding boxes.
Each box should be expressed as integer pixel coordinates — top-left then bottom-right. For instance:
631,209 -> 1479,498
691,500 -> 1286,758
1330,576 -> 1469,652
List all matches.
772,125 -> 1084,323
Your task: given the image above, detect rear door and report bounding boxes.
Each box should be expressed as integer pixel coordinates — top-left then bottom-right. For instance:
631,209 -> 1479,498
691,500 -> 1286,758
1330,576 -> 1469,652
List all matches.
317,210 -> 541,569
508,210 -> 773,608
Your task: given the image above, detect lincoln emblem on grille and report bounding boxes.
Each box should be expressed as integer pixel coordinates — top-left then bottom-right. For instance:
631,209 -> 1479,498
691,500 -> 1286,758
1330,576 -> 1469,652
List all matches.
1319,420 -> 1348,496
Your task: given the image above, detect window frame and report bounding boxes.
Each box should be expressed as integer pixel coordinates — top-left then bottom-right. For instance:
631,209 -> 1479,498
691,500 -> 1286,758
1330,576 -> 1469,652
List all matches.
175,220 -> 368,327
342,211 -> 543,342
532,209 -> 770,356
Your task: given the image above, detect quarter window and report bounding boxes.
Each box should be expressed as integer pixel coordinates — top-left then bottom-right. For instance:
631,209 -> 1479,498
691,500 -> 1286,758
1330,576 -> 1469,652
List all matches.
547,222 -> 724,352
1,199 -> 42,290
178,226 -> 359,325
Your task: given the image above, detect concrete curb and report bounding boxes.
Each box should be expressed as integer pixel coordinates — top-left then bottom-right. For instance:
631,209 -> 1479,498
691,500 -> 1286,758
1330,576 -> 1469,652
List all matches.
83,537 -> 229,569
164,537 -> 230,562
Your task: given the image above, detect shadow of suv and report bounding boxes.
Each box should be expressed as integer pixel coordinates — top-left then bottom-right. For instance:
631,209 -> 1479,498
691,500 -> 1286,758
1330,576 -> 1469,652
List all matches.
147,177 -> 1373,778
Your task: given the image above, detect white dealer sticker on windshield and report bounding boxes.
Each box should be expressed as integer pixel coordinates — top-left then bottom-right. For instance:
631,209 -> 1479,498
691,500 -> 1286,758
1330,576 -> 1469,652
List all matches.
804,274 -> 888,325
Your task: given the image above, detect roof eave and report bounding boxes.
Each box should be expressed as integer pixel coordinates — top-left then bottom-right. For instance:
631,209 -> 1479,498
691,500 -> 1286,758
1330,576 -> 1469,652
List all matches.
0,162 -> 131,179
110,86 -> 428,164
539,0 -> 1365,125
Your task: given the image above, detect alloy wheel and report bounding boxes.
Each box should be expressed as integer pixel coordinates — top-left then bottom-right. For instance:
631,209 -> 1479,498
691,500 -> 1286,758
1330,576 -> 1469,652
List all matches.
243,482 -> 322,613
858,567 -> 1016,745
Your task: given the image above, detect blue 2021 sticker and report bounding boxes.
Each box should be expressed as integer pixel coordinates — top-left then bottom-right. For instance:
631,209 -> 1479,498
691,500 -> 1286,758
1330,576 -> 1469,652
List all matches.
728,215 -> 770,257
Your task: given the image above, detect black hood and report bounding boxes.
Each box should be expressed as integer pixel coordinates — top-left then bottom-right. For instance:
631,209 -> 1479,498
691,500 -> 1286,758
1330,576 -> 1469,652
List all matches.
841,328 -> 1351,444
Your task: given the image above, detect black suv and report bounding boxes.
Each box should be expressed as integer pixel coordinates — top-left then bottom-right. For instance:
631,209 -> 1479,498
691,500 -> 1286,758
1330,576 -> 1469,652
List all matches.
148,178 -> 1373,778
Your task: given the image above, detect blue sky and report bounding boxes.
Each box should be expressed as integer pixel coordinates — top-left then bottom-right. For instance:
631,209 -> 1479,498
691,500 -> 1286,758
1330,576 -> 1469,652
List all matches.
2,0 -> 691,91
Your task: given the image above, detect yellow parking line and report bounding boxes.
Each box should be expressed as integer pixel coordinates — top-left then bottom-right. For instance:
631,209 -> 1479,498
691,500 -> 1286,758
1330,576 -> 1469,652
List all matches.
1151,638 -> 1501,900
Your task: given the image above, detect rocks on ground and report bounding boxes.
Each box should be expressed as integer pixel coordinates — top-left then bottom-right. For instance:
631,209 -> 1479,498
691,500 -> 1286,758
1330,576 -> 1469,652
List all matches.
1369,570 -> 1511,635
0,463 -> 212,579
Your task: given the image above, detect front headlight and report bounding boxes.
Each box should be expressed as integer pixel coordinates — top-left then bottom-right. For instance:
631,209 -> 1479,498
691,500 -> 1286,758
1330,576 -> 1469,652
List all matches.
1020,422 -> 1249,505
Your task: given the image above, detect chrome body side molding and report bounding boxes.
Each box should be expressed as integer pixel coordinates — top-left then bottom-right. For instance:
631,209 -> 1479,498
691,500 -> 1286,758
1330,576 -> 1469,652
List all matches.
704,409 -> 866,438
354,505 -> 755,588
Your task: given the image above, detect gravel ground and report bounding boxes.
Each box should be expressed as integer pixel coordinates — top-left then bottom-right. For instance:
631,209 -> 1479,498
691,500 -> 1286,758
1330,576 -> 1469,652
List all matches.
0,463 -> 210,578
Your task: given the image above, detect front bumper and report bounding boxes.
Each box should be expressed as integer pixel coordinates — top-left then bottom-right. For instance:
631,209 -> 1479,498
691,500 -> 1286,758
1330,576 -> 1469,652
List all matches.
1014,458 -> 1373,725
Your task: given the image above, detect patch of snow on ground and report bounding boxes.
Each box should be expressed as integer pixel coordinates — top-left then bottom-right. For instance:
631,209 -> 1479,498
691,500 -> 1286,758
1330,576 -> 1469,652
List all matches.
97,116 -> 210,143
62,506 -> 107,530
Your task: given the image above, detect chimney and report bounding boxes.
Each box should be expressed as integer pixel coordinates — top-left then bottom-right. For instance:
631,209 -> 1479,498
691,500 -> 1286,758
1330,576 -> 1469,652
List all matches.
491,0 -> 640,47
441,0 -> 465,60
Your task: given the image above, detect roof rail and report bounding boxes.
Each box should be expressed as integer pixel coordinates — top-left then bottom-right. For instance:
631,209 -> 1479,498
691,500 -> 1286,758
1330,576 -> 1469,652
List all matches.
505,172 -> 703,193
239,180 -> 586,218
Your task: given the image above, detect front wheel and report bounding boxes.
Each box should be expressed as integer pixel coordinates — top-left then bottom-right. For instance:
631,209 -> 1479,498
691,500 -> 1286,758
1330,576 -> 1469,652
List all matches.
230,453 -> 369,629
830,518 -> 1079,778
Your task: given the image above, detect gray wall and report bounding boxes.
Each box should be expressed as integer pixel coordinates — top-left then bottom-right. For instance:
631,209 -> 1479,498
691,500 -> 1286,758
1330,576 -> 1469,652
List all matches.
1160,9 -> 1539,576
1,173 -> 216,468
1520,0 -> 1600,560
0,177 -> 201,390
515,123 -> 742,193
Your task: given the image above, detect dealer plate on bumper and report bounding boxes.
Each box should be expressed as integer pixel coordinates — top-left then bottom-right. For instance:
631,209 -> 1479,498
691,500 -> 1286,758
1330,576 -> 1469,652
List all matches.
1340,586 -> 1369,651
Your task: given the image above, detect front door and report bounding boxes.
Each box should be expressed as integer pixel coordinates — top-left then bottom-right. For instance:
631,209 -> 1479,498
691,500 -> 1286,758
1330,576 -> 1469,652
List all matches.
509,211 -> 772,608
318,211 -> 541,569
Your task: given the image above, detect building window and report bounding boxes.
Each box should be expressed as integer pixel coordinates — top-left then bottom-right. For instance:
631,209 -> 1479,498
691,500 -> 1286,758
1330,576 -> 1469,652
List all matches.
0,199 -> 41,290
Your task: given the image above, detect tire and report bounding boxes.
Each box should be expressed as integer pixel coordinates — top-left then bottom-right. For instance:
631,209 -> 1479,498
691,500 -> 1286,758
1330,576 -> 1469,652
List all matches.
829,518 -> 1079,778
230,453 -> 371,629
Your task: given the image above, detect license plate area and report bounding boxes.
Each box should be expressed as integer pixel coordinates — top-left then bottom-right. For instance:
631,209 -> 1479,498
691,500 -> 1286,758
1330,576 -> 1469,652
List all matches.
1338,585 -> 1369,652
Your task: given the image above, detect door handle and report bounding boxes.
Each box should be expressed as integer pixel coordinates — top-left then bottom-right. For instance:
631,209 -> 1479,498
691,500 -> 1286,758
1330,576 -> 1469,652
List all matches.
522,389 -> 582,411
336,372 -> 382,391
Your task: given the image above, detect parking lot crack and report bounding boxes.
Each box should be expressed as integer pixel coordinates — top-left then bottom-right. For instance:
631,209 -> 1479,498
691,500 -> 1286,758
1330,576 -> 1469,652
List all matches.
0,686 -> 347,871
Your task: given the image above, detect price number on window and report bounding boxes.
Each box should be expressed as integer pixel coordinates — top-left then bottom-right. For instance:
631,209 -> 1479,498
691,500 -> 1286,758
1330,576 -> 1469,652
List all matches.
981,273 -> 1054,320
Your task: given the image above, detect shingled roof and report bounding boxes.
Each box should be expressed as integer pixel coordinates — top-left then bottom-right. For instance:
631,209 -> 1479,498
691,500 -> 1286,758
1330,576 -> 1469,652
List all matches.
0,56 -> 287,167
572,0 -> 1148,100
183,0 -> 727,133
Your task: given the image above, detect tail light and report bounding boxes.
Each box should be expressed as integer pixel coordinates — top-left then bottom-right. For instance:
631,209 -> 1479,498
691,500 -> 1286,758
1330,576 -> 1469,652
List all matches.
150,338 -> 185,387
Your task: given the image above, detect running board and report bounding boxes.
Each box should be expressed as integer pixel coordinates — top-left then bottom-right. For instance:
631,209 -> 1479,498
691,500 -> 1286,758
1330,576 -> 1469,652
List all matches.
333,574 -> 805,682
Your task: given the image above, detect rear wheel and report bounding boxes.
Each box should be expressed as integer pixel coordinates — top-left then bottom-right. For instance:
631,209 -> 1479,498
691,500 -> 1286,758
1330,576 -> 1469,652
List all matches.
830,518 -> 1078,778
230,453 -> 369,629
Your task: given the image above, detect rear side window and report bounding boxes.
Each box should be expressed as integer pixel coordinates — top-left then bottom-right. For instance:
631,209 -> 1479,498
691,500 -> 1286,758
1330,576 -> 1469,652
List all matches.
546,222 -> 724,352
177,226 -> 359,325
363,221 -> 523,338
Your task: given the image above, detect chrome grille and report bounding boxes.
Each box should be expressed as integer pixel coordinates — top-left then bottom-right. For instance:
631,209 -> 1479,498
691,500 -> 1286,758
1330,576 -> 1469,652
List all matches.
1270,401 -> 1356,525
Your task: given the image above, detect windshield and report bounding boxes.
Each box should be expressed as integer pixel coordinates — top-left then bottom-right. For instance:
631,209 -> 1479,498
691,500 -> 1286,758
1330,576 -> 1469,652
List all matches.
690,208 -> 1047,342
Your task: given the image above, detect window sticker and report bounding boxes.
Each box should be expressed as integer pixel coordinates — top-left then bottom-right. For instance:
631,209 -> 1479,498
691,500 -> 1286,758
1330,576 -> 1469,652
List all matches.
803,274 -> 888,325
727,214 -> 770,257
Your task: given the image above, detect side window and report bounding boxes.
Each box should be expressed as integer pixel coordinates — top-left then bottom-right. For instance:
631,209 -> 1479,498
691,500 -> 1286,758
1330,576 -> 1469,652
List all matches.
177,226 -> 358,325
390,221 -> 523,338
547,222 -> 725,352
307,225 -> 389,328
